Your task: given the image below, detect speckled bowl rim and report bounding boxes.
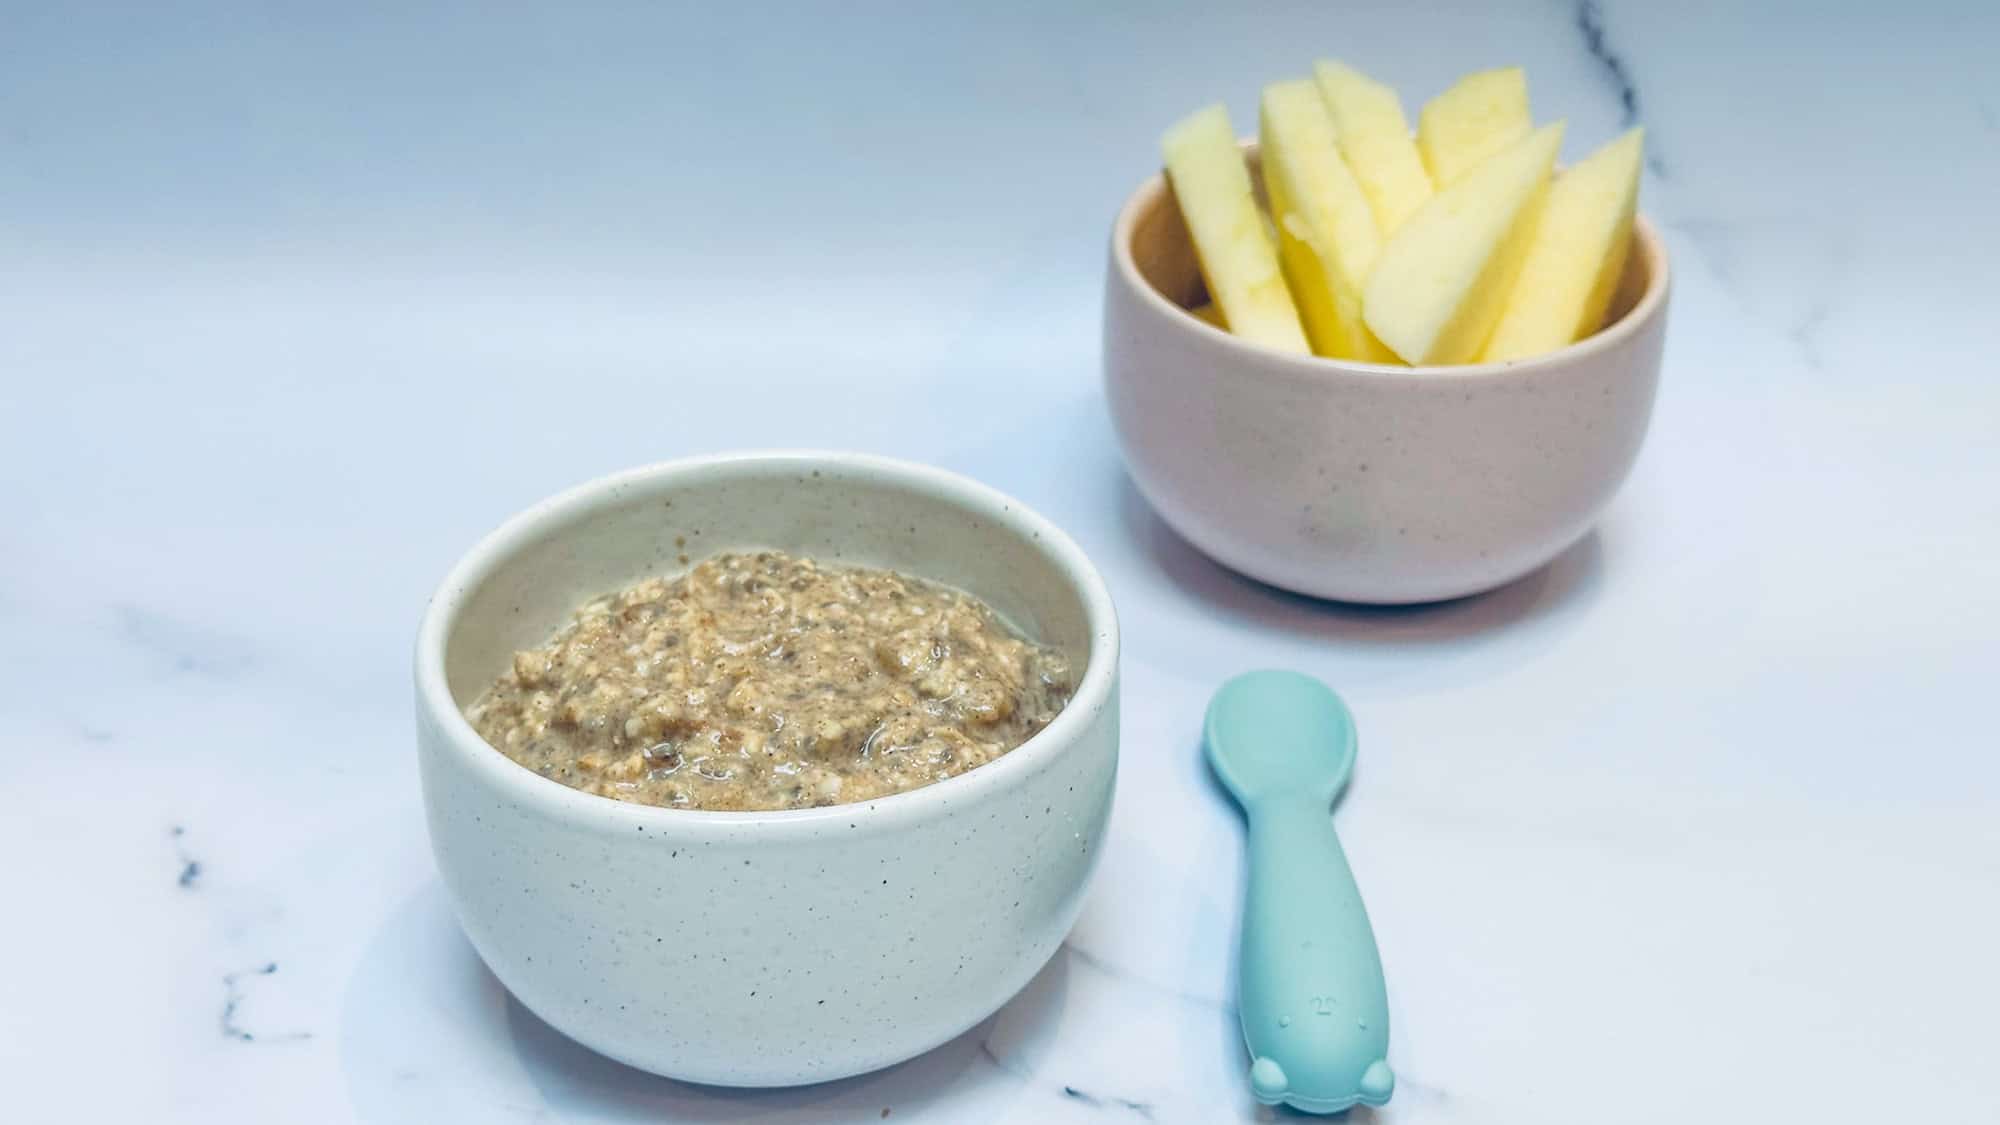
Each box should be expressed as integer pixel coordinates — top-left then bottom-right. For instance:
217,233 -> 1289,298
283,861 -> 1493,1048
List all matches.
1109,140 -> 1672,385
415,450 -> 1119,838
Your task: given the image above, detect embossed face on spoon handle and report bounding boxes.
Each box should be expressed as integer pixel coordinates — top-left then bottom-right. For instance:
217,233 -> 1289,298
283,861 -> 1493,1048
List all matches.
1204,670 -> 1392,1114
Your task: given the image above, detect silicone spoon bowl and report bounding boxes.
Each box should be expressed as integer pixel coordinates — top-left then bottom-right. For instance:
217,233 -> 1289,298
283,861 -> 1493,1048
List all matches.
1205,670 -> 1394,1114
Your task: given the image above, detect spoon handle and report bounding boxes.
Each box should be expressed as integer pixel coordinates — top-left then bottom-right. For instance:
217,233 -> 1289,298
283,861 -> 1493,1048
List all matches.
1236,794 -> 1394,1113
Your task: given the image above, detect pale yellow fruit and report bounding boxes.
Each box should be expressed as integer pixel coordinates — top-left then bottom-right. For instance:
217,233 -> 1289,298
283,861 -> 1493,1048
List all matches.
1482,128 -> 1645,361
1188,302 -> 1226,328
1418,67 -> 1532,186
1363,122 -> 1565,365
1161,105 -> 1309,354
1258,79 -> 1398,363
1312,61 -> 1433,234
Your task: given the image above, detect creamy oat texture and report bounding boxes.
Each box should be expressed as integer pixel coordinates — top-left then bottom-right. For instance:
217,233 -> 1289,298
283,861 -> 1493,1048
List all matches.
466,551 -> 1075,811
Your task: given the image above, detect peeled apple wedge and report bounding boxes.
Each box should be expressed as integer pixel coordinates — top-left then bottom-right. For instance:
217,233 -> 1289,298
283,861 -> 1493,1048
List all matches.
1363,122 -> 1565,366
1189,302 -> 1226,328
1257,79 -> 1398,363
1417,67 -> 1532,186
1312,61 -> 1433,235
1482,128 -> 1645,362
1161,105 -> 1310,354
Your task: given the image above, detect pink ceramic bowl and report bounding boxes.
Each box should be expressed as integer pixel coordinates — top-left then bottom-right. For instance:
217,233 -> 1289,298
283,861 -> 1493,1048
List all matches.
1103,144 -> 1669,604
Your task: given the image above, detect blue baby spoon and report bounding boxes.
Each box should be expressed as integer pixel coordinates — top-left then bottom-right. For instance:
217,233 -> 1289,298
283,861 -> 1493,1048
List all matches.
1205,670 -> 1394,1114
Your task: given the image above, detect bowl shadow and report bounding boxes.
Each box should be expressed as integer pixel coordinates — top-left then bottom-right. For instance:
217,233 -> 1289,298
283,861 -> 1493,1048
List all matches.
342,882 -> 1072,1123
498,968 -> 1047,1123
1115,473 -> 1605,647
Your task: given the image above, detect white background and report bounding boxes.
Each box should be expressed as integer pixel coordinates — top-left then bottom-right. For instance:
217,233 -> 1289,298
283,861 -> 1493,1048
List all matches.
4,1 -> 1997,1121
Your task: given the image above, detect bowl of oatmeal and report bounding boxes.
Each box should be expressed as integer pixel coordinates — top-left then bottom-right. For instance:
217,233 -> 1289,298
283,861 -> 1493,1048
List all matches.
414,451 -> 1119,1087
467,549 -> 1079,812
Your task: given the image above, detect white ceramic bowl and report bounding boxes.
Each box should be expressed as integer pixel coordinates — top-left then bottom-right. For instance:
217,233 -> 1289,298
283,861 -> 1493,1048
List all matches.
414,451 -> 1119,1086
1104,144 -> 1670,604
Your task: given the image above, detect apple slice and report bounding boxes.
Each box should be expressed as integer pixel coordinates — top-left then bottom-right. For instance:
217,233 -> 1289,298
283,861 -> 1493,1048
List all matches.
1161,105 -> 1310,354
1312,61 -> 1434,235
1363,122 -> 1565,365
1258,79 -> 1398,362
1418,67 -> 1532,186
1482,128 -> 1645,361
1188,302 -> 1226,328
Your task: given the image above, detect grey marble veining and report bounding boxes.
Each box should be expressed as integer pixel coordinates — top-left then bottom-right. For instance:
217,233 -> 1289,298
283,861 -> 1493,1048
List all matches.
170,825 -> 203,889
1573,1 -> 1638,125
220,962 -> 311,1045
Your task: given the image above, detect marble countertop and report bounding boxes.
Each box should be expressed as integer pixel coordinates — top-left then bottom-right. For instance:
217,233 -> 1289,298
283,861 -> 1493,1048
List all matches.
5,2 -> 1997,1121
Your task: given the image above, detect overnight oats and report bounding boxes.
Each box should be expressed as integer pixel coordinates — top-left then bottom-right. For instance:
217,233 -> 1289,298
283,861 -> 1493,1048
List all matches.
465,551 -> 1075,811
